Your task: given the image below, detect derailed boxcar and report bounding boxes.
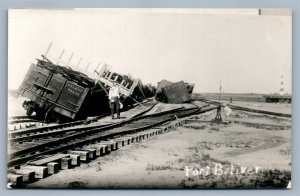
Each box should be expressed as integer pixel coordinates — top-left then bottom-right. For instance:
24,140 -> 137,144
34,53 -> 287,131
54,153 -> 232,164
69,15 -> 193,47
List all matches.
18,57 -> 155,122
18,58 -> 108,122
155,80 -> 194,104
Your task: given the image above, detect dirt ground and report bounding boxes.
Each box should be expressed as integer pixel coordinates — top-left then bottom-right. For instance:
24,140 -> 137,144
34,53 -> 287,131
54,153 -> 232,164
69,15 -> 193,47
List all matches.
27,102 -> 291,189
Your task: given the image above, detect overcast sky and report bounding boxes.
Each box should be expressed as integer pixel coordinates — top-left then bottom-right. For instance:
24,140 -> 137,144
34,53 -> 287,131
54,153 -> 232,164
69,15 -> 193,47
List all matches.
8,9 -> 292,94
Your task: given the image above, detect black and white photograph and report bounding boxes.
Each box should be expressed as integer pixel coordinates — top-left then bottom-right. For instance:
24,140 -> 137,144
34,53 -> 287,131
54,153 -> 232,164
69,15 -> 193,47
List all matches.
7,8 -> 292,189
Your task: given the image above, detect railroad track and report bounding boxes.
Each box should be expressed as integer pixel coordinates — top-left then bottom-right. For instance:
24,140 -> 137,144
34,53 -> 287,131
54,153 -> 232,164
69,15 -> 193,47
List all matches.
8,116 -> 41,129
9,115 -> 37,120
9,119 -> 40,124
8,115 -> 41,124
195,98 -> 292,118
8,121 -> 46,133
8,100 -> 154,132
7,114 -> 107,132
8,102 -> 157,166
8,113 -> 108,138
8,104 -> 216,187
8,104 -> 216,168
8,102 -> 157,142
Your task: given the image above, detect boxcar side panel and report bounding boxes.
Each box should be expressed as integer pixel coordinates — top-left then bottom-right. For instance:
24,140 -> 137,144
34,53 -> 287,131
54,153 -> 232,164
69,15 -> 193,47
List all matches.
18,64 -> 50,103
55,81 -> 89,119
44,73 -> 67,102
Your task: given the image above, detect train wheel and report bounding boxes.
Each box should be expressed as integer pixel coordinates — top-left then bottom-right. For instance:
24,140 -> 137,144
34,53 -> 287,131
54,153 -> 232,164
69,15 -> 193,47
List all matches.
26,106 -> 34,116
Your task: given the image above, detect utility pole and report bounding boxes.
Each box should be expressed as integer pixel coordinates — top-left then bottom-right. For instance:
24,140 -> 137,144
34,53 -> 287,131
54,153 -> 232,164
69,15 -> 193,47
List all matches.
214,79 -> 222,123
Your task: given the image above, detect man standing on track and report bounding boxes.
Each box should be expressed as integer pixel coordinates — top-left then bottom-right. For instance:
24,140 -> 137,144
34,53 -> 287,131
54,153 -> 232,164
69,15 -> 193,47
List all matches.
109,81 -> 121,119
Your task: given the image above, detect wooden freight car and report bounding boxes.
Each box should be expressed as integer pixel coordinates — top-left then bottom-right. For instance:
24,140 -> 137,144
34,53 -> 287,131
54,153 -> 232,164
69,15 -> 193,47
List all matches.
155,80 -> 194,104
17,56 -> 154,122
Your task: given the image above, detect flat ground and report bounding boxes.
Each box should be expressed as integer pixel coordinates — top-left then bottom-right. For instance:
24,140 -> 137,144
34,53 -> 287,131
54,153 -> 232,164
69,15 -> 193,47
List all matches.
220,100 -> 291,115
27,101 -> 291,189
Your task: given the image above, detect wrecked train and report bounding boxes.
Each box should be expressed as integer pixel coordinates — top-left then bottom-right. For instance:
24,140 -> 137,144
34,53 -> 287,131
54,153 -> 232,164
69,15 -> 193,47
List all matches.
17,56 -> 155,122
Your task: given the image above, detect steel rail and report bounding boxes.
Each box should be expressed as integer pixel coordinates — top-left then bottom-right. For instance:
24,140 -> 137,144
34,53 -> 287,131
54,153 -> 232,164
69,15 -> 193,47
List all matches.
8,119 -> 40,124
9,115 -> 37,120
8,113 -> 108,137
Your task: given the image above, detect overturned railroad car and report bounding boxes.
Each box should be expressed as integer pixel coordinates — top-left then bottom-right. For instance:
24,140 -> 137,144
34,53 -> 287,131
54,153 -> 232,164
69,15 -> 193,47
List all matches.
155,80 -> 194,104
17,56 -> 155,122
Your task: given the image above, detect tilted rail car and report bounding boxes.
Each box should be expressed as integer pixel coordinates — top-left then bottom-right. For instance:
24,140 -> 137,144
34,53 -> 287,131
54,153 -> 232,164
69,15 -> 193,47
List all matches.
17,56 -> 155,123
155,80 -> 194,104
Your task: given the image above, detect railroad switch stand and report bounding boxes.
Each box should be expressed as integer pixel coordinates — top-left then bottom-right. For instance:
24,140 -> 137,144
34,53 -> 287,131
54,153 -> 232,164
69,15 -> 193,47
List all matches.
213,105 -> 222,123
